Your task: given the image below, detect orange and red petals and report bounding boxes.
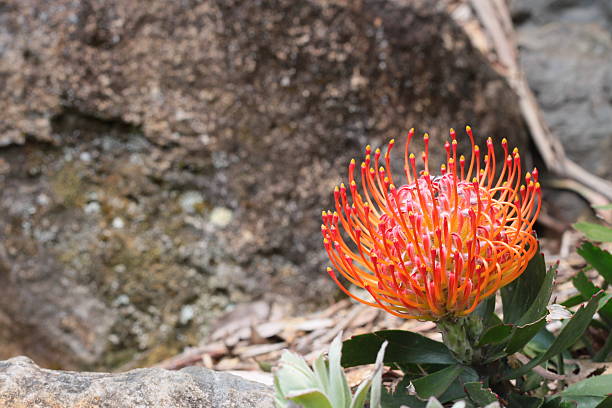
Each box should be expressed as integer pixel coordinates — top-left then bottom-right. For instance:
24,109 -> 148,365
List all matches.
323,126 -> 542,320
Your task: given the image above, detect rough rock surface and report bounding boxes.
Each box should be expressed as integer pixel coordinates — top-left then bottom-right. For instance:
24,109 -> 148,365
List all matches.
0,356 -> 274,408
0,0 -> 529,369
512,0 -> 612,179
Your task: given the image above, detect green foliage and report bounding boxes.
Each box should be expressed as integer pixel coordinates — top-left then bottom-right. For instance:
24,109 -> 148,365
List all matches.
577,242 -> 612,284
571,222 -> 612,362
501,251 -> 550,324
464,382 -> 499,406
274,333 -> 387,408
337,252 -> 612,407
573,222 -> 612,243
561,375 -> 612,399
412,365 -> 463,399
341,330 -> 457,367
278,234 -> 612,407
501,291 -> 604,380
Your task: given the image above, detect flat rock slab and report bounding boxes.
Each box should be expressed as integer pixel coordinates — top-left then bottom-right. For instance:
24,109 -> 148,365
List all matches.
0,356 -> 274,408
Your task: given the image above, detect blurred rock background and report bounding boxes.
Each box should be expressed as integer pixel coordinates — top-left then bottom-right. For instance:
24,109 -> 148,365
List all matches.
0,0 -> 608,371
512,0 -> 612,180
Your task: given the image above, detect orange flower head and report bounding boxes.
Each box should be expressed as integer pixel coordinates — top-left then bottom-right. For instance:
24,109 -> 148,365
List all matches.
321,126 -> 541,320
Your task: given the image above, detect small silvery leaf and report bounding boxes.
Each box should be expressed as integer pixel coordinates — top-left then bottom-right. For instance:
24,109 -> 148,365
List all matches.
368,340 -> 388,408
546,304 -> 572,323
328,332 -> 351,408
275,332 -> 388,408
425,397 -> 444,408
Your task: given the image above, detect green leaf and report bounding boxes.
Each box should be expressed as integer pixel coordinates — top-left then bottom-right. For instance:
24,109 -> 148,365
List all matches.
502,292 -> 605,380
350,377 -> 372,408
342,330 -> 456,367
545,396 -> 585,408
562,375 -> 612,398
593,331 -> 612,362
517,263 -> 558,325
381,391 -> 427,408
286,388 -> 334,408
560,396 -> 609,408
425,397 -> 445,408
524,327 -> 556,355
328,333 -> 350,408
522,369 -> 545,392
474,295 -> 498,328
599,293 -> 612,311
572,270 -> 612,326
437,366 -> 479,403
505,316 -> 547,355
367,340 -> 388,408
507,394 -> 544,408
593,204 -> 612,210
502,251 -> 547,324
574,222 -> 612,243
313,354 -> 330,395
595,396 -> 612,408
464,382 -> 499,406
542,396 -> 562,408
577,242 -> 612,284
274,375 -> 290,408
478,324 -> 513,346
412,365 -> 463,399
275,350 -> 317,394
573,270 -> 601,298
562,294 -> 586,308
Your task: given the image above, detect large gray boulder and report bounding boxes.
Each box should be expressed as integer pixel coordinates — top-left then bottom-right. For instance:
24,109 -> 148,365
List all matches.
512,0 -> 612,179
0,0 -> 529,369
0,356 -> 274,408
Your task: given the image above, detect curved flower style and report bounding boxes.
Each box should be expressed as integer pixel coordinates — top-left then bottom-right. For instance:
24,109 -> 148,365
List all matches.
321,126 -> 541,320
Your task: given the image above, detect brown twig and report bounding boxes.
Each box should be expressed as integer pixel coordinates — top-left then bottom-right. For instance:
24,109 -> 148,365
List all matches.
515,353 -> 565,381
153,343 -> 227,370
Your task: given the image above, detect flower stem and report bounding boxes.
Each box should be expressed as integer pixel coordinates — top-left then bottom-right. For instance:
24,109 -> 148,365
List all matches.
437,314 -> 484,364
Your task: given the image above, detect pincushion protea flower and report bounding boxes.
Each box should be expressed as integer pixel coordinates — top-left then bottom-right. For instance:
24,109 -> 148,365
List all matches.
321,126 -> 541,320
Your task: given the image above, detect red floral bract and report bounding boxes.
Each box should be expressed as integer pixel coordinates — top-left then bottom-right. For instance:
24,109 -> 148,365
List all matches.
321,126 -> 541,320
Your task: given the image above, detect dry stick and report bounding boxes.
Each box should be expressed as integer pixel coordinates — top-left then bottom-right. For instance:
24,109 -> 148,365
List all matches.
469,0 -> 612,216
316,304 -> 364,346
515,353 -> 565,381
153,343 -> 227,370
